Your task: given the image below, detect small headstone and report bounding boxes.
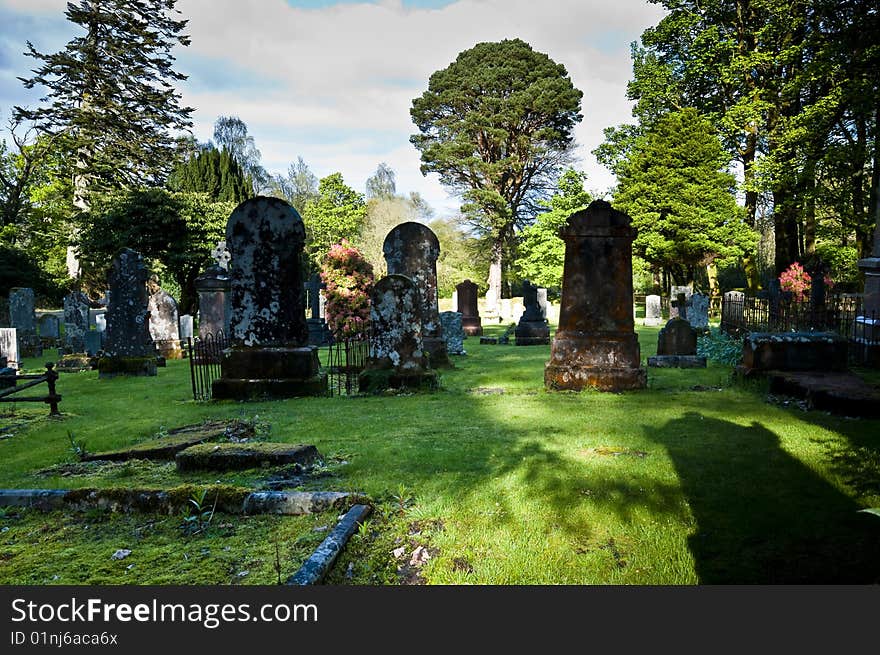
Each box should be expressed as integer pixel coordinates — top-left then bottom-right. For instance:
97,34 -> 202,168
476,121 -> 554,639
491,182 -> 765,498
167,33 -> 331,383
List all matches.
179,315 -> 194,340
515,281 -> 550,346
305,273 -> 331,346
39,314 -> 60,340
383,222 -> 449,367
0,328 -> 19,370
147,275 -> 183,359
689,293 -> 710,331
95,314 -> 106,332
359,274 -> 437,393
644,294 -> 662,326
440,311 -> 466,355
84,331 -> 102,357
455,279 -> 482,336
99,248 -> 158,378
648,317 -> 706,368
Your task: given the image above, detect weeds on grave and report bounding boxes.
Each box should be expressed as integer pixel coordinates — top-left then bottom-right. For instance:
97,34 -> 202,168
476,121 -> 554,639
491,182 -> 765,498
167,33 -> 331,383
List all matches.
66,430 -> 88,461
181,489 -> 217,536
697,328 -> 743,366
391,484 -> 414,516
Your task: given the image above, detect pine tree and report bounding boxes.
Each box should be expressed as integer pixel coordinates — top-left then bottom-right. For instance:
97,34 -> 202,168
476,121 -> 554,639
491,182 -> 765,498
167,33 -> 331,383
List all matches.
14,0 -> 194,207
167,146 -> 252,204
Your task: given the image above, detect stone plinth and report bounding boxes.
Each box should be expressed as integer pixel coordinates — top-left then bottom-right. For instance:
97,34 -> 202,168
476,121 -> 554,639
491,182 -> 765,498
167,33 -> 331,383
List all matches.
545,200 -> 646,391
740,332 -> 848,373
212,346 -> 326,400
456,279 -> 482,336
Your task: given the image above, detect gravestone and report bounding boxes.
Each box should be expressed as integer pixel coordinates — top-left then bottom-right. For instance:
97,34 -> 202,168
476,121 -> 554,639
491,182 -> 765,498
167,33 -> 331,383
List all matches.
359,274 -> 437,392
383,222 -> 449,367
545,200 -> 646,391
305,273 -> 331,346
99,248 -> 157,378
647,317 -> 706,368
644,294 -> 662,326
721,291 -> 745,333
39,315 -> 60,341
440,311 -> 466,355
669,286 -> 693,319
84,331 -> 102,357
179,315 -> 194,341
456,279 -> 482,336
536,288 -> 548,319
63,292 -> 91,353
195,263 -> 231,339
0,328 -> 19,370
212,197 -> 326,400
515,280 -> 550,345
147,276 -> 183,359
9,287 -> 41,358
689,293 -> 710,331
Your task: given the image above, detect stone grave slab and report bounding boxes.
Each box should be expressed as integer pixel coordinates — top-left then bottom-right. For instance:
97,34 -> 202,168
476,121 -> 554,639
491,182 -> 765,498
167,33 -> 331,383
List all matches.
176,443 -> 321,472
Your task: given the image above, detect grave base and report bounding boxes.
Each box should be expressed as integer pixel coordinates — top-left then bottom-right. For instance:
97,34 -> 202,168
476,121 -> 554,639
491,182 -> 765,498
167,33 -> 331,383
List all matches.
545,364 -> 647,391
358,367 -> 438,394
647,355 -> 707,368
545,331 -> 646,391
97,356 -> 158,378
423,336 -> 451,368
462,317 -> 483,336
212,345 -> 327,400
515,320 -> 550,346
154,340 -> 184,360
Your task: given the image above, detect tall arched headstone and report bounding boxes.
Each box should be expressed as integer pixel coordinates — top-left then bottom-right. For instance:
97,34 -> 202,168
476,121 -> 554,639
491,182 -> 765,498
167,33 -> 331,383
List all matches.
456,279 -> 482,336
545,200 -> 646,391
383,222 -> 450,367
147,275 -> 183,359
212,197 -> 326,399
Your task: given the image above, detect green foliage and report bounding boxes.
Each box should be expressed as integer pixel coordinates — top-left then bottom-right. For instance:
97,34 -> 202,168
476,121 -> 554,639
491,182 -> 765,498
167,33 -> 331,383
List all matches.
697,328 -> 743,366
270,156 -> 319,215
365,163 -> 397,200
66,430 -> 87,461
167,146 -> 253,204
515,169 -> 592,289
76,189 -> 233,313
212,116 -> 270,195
613,109 -> 756,280
180,488 -> 216,536
303,173 -> 367,268
429,218 -> 489,297
320,240 -> 374,339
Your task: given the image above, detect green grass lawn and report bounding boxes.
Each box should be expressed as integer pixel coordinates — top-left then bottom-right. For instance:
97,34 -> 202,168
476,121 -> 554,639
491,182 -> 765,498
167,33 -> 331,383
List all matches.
1,324 -> 879,585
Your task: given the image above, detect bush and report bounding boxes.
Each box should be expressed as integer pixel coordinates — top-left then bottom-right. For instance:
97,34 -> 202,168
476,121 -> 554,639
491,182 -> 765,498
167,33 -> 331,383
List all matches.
320,240 -> 374,339
697,328 -> 743,366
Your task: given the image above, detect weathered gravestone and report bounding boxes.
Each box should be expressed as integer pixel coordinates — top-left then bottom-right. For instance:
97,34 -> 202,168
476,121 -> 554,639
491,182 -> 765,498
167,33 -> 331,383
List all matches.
440,311 -> 466,355
195,263 -> 231,339
515,280 -> 550,345
383,222 -> 450,367
647,315 -> 706,368
9,287 -> 41,358
179,315 -> 194,341
644,294 -> 662,326
456,279 -> 482,336
545,200 -> 646,391
689,293 -> 710,331
147,275 -> 183,359
212,197 -> 326,400
305,273 -> 331,346
0,328 -> 19,370
38,314 -> 60,342
98,248 -> 157,378
64,291 -> 90,353
359,274 -> 437,392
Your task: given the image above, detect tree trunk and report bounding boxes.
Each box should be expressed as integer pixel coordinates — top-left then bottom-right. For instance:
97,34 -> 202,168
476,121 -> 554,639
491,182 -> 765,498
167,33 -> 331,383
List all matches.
485,237 -> 503,314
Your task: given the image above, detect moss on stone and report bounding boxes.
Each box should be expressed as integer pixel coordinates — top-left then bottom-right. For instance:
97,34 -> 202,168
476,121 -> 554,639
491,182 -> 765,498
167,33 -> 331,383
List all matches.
175,443 -> 321,472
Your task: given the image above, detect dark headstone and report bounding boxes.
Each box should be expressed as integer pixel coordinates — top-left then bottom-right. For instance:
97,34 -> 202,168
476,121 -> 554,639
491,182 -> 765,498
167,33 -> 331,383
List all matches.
38,314 -> 60,340
358,274 -> 436,392
212,197 -> 326,400
456,279 -> 482,336
669,285 -> 692,319
84,331 -> 102,357
515,280 -> 550,345
99,248 -> 157,377
147,276 -> 183,359
9,287 -> 41,358
383,222 -> 449,367
305,273 -> 331,346
195,264 -> 231,339
648,317 -> 706,368
545,200 -> 646,391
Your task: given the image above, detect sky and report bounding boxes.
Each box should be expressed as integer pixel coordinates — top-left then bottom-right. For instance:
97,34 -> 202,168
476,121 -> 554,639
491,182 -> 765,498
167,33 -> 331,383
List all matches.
0,0 -> 667,218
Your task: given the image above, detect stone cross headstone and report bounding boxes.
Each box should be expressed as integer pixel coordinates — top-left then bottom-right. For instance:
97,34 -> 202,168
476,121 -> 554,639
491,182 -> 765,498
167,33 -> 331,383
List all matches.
212,196 -> 326,400
39,314 -> 60,340
671,292 -> 689,322
689,293 -> 710,331
644,294 -> 662,326
440,311 -> 466,355
100,248 -> 157,377
515,280 -> 550,345
147,276 -> 183,359
545,200 -> 646,391
359,274 -> 436,392
63,292 -> 90,353
455,279 -> 482,336
9,287 -> 41,358
383,222 -> 449,367
0,328 -> 19,370
669,285 -> 693,319
211,239 -> 231,270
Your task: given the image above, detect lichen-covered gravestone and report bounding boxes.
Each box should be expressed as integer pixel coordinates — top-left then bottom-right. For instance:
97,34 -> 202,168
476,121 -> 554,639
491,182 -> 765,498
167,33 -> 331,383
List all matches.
383,222 -> 450,367
98,248 -> 157,378
9,287 -> 41,358
545,200 -> 646,391
212,196 -> 326,400
147,275 -> 183,359
440,311 -> 466,355
456,280 -> 482,336
359,274 -> 437,393
515,280 -> 550,345
195,262 -> 231,339
38,314 -> 60,342
689,293 -> 710,331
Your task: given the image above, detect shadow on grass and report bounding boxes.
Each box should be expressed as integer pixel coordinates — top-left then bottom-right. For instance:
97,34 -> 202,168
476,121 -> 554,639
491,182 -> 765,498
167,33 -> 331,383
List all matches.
647,411 -> 880,583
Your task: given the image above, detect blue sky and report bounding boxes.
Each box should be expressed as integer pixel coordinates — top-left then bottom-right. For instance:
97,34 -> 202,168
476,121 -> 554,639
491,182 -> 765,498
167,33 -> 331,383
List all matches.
0,0 -> 667,216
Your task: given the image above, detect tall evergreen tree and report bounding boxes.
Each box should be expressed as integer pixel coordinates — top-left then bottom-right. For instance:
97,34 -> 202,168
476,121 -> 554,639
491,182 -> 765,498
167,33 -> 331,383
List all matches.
167,146 -> 253,204
213,115 -> 269,195
13,0 -> 194,207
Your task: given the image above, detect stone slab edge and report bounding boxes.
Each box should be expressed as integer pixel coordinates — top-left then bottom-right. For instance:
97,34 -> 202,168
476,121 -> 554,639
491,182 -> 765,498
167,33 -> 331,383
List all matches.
0,488 -> 361,516
287,503 -> 373,586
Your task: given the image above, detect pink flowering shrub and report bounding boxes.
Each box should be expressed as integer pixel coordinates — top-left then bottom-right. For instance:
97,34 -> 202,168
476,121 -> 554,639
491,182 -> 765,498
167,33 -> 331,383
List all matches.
320,240 -> 374,339
778,261 -> 834,302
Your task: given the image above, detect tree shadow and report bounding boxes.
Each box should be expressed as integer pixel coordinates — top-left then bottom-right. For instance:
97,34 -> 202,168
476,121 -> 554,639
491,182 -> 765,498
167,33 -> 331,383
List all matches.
646,411 -> 880,583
